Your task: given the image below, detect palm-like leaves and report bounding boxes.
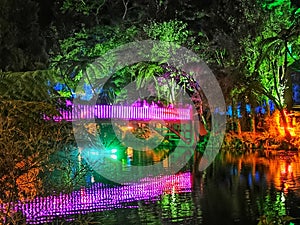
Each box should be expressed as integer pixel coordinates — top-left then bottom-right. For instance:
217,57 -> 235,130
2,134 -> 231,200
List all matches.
245,7 -> 300,109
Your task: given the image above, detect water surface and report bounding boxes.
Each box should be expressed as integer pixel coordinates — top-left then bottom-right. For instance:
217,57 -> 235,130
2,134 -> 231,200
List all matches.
12,148 -> 300,225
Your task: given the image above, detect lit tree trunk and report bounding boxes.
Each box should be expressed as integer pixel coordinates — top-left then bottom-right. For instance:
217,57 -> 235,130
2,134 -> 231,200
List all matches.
271,59 -> 292,140
260,91 -> 292,140
252,113 -> 256,133
278,107 -> 291,140
284,42 -> 293,111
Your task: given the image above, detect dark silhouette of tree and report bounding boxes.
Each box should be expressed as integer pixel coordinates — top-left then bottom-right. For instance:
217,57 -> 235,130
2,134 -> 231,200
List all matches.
0,0 -> 48,72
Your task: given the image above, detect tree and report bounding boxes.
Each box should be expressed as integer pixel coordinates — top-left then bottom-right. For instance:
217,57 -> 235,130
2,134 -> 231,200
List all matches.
242,0 -> 300,139
0,99 -> 74,225
0,70 -> 61,103
49,19 -> 195,103
49,24 -> 139,99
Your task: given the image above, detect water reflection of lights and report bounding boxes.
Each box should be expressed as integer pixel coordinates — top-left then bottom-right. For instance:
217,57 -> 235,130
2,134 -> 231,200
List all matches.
223,151 -> 299,194
279,160 -> 295,193
0,173 -> 192,224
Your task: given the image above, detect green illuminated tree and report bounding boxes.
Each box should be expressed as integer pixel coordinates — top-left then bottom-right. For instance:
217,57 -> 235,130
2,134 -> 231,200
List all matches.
50,25 -> 139,99
242,0 -> 300,139
50,20 -> 195,103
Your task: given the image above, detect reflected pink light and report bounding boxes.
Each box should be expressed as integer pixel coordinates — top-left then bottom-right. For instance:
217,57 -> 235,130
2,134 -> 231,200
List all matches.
1,172 -> 192,224
44,104 -> 193,122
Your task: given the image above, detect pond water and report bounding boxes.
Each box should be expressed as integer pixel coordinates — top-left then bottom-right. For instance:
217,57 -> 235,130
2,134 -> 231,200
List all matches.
11,147 -> 300,225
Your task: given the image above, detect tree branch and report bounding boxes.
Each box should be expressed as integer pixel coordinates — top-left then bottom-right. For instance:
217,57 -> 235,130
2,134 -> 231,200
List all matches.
122,0 -> 129,20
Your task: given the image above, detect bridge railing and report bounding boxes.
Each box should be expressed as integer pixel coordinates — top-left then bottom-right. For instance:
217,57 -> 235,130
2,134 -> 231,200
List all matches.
47,104 -> 193,122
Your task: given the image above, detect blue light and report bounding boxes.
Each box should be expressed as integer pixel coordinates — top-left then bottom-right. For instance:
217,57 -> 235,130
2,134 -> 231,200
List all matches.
269,100 -> 275,112
227,106 -> 233,116
255,106 -> 261,114
237,103 -> 241,118
246,104 -> 251,113
248,173 -> 253,186
255,171 -> 260,182
54,82 -> 64,91
293,84 -> 300,104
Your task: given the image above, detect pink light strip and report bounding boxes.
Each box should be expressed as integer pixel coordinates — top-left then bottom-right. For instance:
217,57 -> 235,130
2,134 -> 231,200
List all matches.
47,105 -> 192,122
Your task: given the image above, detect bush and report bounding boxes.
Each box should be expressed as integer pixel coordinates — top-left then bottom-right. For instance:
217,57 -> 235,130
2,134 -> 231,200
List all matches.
0,99 -> 74,224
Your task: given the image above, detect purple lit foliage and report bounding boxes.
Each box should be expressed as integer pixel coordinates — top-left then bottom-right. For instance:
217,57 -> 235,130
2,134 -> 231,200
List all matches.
161,64 -> 205,115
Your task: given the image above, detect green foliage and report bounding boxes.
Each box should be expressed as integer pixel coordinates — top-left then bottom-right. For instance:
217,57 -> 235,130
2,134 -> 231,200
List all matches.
54,25 -> 138,62
133,63 -> 163,89
56,25 -> 138,62
142,20 -> 193,63
51,25 -> 139,98
50,18 -> 207,107
241,0 -> 300,110
51,19 -> 197,102
61,0 -> 105,15
143,20 -> 190,45
0,70 -> 60,102
262,0 -> 292,10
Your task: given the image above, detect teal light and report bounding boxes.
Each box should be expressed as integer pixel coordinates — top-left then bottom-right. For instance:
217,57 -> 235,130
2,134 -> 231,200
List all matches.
90,150 -> 99,155
111,148 -> 117,153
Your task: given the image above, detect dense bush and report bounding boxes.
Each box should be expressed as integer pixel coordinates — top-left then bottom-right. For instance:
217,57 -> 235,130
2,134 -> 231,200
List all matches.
0,99 -> 74,224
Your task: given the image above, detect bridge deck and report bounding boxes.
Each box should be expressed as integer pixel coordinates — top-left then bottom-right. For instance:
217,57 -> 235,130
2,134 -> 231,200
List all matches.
47,104 -> 193,122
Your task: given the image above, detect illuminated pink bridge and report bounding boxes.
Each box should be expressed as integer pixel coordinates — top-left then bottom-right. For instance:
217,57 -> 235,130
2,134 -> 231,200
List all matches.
2,172 -> 192,224
49,104 -> 193,122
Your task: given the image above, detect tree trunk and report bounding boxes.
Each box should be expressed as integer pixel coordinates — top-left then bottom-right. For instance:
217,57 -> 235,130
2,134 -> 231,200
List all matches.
232,98 -> 241,134
284,68 -> 293,111
251,106 -> 256,133
279,108 -> 292,140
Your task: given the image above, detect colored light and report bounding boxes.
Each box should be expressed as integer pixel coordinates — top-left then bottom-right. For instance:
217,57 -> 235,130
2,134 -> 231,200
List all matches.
45,104 -> 192,122
0,172 -> 192,224
110,154 -> 117,159
111,149 -> 117,153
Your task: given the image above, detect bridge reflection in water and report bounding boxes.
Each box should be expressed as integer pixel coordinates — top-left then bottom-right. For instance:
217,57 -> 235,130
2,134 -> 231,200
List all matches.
3,151 -> 300,224
4,172 -> 191,224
